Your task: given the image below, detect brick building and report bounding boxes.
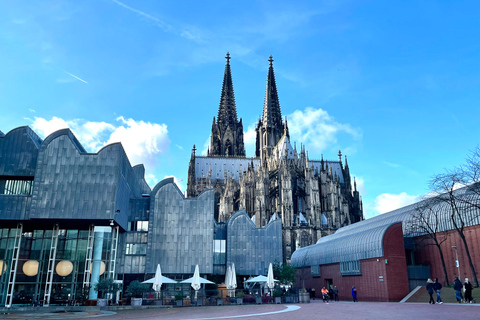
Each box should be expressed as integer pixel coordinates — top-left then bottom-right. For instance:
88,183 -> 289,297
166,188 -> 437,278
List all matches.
291,185 -> 480,301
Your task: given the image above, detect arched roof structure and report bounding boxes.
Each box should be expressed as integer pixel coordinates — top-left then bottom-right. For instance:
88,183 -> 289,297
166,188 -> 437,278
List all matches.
292,184 -> 480,267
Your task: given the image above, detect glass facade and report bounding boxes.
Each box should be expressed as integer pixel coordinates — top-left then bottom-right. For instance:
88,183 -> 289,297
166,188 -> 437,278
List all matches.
0,227 -> 114,306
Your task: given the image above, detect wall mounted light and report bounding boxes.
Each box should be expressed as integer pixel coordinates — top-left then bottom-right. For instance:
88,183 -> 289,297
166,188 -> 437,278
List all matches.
23,260 -> 39,276
56,260 -> 74,277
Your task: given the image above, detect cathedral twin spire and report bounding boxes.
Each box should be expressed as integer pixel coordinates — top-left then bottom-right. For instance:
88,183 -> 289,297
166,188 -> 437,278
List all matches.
210,53 -> 245,157
209,53 -> 287,159
216,52 -> 238,131
262,55 -> 283,132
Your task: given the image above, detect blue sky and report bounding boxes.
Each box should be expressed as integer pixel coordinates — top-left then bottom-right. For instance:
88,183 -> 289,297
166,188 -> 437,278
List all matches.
1,0 -> 479,218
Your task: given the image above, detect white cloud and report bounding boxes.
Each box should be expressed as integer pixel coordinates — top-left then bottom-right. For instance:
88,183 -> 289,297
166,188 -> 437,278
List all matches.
244,124 -> 257,156
31,116 -> 70,137
352,176 -> 366,196
201,135 -> 210,156
31,117 -> 115,151
175,144 -> 184,150
145,173 -> 158,187
29,109 -> 36,113
372,192 -> 419,217
29,116 -> 170,185
107,116 -> 170,170
287,107 -> 361,157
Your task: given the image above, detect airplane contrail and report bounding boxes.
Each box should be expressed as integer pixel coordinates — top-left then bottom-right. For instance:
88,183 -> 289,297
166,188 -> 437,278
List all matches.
65,71 -> 88,84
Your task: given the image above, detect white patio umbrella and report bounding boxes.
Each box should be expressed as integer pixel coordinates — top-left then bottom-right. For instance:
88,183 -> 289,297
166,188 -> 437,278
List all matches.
152,264 -> 163,292
267,263 -> 275,295
179,276 -> 214,284
225,266 -> 232,296
230,263 -> 237,297
191,265 -> 201,299
142,275 -> 177,284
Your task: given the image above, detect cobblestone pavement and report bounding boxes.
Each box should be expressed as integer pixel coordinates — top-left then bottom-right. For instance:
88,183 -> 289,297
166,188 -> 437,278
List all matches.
3,301 -> 480,320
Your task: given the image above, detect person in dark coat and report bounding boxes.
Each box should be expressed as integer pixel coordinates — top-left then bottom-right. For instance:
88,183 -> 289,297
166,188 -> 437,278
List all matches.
352,286 -> 357,302
333,286 -> 339,302
426,278 -> 435,304
453,277 -> 463,303
433,278 -> 443,304
464,278 -> 474,303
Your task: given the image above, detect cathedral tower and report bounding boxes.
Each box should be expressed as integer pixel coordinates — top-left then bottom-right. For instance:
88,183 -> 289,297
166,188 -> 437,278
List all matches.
209,53 -> 245,157
255,55 -> 287,162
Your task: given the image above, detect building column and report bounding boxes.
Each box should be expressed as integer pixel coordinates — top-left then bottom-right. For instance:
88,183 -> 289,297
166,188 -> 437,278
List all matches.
88,230 -> 105,300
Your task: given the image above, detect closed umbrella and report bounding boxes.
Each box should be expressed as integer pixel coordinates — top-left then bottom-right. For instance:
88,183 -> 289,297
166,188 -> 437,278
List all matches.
191,265 -> 201,300
267,263 -> 275,295
225,266 -> 232,296
153,264 -> 163,292
230,263 -> 237,297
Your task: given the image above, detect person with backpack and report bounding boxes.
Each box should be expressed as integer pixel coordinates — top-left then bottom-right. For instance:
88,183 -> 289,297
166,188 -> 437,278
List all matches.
433,278 -> 443,304
453,277 -> 463,303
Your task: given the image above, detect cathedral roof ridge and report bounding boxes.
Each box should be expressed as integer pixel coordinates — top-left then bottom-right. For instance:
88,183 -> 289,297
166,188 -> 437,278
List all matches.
309,159 -> 341,163
196,155 -> 255,160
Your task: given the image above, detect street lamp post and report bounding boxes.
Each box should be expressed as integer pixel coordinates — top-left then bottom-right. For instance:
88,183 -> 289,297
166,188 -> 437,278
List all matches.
452,246 -> 461,280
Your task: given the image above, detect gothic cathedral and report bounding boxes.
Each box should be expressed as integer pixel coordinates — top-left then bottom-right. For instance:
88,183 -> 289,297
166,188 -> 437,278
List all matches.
187,53 -> 363,262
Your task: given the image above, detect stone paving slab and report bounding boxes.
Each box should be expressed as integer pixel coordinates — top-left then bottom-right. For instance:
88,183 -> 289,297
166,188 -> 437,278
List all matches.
2,300 -> 480,320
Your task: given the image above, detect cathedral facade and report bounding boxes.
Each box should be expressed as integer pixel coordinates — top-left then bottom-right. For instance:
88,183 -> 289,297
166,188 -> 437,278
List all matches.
187,54 -> 363,262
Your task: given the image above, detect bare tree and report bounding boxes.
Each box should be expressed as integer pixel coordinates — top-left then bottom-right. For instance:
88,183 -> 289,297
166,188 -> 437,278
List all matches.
405,198 -> 449,285
430,147 -> 480,287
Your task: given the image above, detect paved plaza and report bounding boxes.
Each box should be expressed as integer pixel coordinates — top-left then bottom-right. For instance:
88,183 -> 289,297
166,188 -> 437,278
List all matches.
2,301 -> 479,320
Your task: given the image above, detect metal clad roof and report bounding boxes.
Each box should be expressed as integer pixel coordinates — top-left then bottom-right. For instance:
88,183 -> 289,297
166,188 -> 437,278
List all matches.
291,184 -> 480,268
272,135 -> 295,160
291,222 -> 400,267
194,156 -> 260,180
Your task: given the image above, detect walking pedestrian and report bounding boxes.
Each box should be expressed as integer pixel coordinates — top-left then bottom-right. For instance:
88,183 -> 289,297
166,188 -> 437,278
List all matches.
333,286 -> 339,302
433,278 -> 443,304
453,277 -> 463,303
352,286 -> 358,302
426,278 -> 435,304
464,278 -> 473,303
321,287 -> 329,303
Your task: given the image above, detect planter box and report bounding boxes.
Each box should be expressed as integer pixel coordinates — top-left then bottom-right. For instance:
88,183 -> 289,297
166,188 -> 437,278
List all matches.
299,292 -> 310,303
275,297 -> 281,304
176,300 -> 183,306
96,299 -> 107,307
256,297 -> 262,304
216,299 -> 223,306
131,298 -> 143,306
235,297 -> 243,305
196,299 -> 203,306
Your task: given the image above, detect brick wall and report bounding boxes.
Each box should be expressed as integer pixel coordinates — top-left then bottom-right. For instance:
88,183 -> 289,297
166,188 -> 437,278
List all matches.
414,224 -> 480,286
294,223 -> 409,302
